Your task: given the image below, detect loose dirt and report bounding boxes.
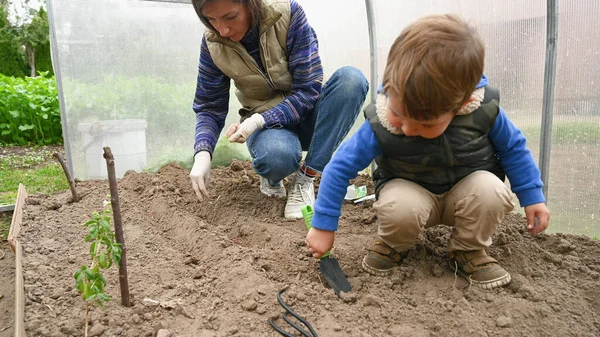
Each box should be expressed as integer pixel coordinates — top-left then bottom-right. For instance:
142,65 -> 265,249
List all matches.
0,240 -> 15,337
11,162 -> 600,336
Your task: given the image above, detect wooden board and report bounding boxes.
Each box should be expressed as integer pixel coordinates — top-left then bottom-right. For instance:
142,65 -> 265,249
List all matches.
7,184 -> 27,252
7,184 -> 27,337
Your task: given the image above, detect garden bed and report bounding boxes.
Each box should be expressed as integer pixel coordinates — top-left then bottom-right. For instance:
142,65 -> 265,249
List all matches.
13,162 -> 600,336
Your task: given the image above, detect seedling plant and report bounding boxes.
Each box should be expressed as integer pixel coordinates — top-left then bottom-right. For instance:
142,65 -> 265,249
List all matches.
74,203 -> 122,337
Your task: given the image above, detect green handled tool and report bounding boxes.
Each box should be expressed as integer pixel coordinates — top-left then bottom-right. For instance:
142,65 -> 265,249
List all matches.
302,205 -> 352,296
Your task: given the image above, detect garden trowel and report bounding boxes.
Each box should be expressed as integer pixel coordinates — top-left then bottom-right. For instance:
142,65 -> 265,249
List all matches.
301,205 -> 352,296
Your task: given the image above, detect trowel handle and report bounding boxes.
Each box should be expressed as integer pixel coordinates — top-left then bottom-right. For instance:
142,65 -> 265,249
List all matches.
301,205 -> 314,231
301,205 -> 331,259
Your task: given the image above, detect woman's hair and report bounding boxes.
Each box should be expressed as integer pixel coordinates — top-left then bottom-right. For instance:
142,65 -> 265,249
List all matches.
192,0 -> 264,33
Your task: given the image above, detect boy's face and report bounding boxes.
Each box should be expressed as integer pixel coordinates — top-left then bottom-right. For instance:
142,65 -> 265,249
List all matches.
386,93 -> 455,139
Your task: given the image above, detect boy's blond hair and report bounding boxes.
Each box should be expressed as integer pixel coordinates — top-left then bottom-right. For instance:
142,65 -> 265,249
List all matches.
382,14 -> 485,121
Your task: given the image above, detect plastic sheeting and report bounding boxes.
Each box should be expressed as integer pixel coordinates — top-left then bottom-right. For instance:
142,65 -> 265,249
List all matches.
49,0 -> 600,236
548,0 -> 600,236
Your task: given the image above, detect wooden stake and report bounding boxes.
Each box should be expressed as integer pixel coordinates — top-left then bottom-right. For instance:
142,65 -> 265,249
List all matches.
102,147 -> 131,307
53,152 -> 80,202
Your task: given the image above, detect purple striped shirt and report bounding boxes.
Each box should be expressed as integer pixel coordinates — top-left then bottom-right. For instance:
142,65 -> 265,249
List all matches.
193,0 -> 323,156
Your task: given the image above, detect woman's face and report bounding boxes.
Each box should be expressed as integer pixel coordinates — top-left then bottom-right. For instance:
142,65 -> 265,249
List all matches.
202,0 -> 252,42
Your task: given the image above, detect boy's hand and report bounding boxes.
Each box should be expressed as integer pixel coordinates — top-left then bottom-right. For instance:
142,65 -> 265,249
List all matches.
306,227 -> 335,258
524,203 -> 550,235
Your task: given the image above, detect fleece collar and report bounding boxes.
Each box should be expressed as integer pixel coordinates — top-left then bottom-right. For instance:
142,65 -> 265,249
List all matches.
375,87 -> 486,135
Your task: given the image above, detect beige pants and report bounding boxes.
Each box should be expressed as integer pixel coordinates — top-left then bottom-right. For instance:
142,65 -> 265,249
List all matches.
373,171 -> 515,252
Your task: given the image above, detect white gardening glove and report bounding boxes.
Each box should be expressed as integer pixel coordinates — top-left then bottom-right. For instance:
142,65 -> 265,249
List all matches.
226,113 -> 265,143
190,151 -> 212,201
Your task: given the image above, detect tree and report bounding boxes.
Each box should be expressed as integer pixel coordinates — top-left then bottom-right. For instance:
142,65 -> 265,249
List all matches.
19,7 -> 49,77
0,5 -> 28,77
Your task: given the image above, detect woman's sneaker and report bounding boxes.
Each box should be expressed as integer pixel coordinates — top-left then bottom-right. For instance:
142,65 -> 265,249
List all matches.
259,176 -> 286,198
284,173 -> 315,219
362,241 -> 409,276
449,249 -> 511,289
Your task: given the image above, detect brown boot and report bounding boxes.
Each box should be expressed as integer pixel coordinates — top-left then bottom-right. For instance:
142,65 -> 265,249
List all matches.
362,241 -> 409,276
450,249 -> 511,289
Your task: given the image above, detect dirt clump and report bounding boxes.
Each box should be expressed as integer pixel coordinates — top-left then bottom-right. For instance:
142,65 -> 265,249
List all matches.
16,161 -> 600,336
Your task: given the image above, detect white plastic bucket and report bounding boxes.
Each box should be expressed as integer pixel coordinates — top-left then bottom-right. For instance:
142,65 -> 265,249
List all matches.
77,119 -> 147,179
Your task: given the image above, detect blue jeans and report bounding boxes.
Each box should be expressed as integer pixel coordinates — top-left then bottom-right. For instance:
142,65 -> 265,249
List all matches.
246,66 -> 369,185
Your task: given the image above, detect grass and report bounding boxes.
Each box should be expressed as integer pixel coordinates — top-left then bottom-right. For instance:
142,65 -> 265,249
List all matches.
520,121 -> 600,146
0,212 -> 10,240
544,212 -> 599,238
0,164 -> 69,203
145,136 -> 252,173
0,146 -> 70,239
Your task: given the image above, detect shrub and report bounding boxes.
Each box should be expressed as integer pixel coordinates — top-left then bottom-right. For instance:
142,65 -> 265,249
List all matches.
34,41 -> 54,76
0,72 -> 62,145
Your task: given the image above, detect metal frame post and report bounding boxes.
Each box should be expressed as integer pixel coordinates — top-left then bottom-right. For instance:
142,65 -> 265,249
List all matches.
47,0 -> 75,177
364,0 -> 378,104
365,0 -> 379,175
539,0 -> 559,199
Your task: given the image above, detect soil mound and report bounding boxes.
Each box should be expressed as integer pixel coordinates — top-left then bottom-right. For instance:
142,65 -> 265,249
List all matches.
18,162 -> 600,336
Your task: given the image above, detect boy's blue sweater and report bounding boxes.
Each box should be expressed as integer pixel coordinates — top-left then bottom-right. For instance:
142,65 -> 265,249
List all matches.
312,76 -> 545,232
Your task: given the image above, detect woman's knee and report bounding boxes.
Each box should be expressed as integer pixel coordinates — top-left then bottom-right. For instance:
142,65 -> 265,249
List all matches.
329,66 -> 368,95
252,142 -> 300,180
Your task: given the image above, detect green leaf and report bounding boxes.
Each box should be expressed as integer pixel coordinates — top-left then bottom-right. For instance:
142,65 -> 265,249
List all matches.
29,102 -> 38,109
92,283 -> 105,294
112,245 -> 122,263
9,111 -> 19,118
97,293 -> 110,301
73,268 -> 84,281
101,236 -> 113,249
88,225 -> 98,238
98,254 -> 108,269
99,218 -> 111,232
84,267 -> 95,279
18,124 -> 35,131
89,242 -> 97,257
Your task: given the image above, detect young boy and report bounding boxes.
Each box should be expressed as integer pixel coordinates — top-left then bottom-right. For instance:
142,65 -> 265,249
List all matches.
305,14 -> 551,289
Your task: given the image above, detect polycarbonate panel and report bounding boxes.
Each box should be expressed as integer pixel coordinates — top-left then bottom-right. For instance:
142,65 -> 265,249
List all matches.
548,0 -> 600,237
371,0 -> 548,184
371,1 -> 548,180
49,0 -> 371,179
49,0 -> 599,236
298,0 -> 371,136
372,0 -> 547,146
49,0 -> 204,178
372,0 -> 600,236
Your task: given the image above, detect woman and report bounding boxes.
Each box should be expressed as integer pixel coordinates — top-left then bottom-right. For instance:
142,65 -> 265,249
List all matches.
189,0 -> 368,219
